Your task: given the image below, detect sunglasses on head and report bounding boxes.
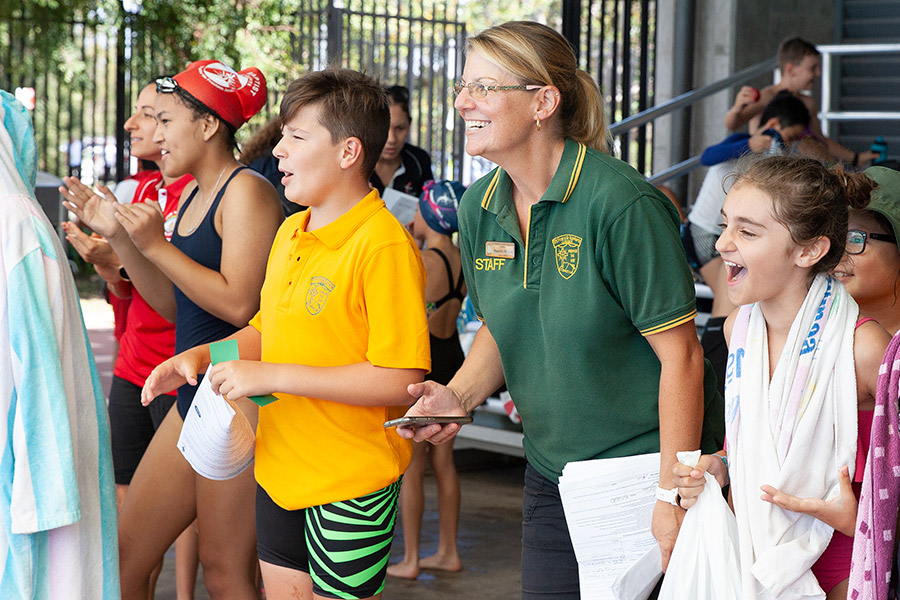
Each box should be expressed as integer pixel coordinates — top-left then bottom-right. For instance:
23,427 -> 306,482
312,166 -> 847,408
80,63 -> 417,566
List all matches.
155,76 -> 232,129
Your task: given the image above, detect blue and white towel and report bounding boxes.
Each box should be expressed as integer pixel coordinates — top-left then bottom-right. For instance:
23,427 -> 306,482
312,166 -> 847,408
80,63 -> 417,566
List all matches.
725,274 -> 858,599
0,90 -> 120,598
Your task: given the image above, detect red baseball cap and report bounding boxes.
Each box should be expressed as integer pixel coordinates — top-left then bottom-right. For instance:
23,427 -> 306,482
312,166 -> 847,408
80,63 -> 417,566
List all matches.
170,60 -> 267,130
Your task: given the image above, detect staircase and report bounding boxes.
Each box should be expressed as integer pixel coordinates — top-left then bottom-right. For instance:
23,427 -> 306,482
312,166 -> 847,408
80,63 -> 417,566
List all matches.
835,0 -> 900,156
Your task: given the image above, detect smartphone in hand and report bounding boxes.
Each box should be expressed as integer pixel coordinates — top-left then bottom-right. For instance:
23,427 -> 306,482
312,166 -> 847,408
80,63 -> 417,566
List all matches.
383,415 -> 473,429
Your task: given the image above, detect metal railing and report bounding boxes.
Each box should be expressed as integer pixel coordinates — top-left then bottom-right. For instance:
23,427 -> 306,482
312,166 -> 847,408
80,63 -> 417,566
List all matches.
818,43 -> 900,136
621,43 -> 900,185
605,57 -> 778,184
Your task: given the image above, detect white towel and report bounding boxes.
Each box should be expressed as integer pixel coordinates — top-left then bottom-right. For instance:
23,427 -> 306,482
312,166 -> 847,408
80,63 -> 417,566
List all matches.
725,274 -> 858,599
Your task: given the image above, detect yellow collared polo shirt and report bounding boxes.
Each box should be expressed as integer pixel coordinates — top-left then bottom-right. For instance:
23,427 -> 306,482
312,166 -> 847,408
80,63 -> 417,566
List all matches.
250,190 -> 430,509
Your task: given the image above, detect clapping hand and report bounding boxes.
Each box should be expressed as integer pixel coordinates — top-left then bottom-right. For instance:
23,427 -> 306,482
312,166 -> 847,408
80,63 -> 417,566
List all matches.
60,177 -> 121,239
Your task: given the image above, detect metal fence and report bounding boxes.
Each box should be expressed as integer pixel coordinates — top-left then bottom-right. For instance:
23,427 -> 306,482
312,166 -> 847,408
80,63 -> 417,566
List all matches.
0,2 -> 467,184
1,15 -> 123,184
287,0 -> 468,181
1,1 -> 656,184
578,0 -> 656,175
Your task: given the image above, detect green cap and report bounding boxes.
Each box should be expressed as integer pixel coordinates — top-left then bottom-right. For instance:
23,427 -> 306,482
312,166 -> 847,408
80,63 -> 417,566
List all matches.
863,166 -> 900,241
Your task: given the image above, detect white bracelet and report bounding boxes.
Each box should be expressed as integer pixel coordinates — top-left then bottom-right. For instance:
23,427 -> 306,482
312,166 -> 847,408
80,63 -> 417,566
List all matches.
656,486 -> 679,506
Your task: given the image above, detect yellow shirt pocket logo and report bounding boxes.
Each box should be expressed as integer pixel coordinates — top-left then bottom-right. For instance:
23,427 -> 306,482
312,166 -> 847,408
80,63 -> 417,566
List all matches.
306,276 -> 335,315
552,234 -> 582,280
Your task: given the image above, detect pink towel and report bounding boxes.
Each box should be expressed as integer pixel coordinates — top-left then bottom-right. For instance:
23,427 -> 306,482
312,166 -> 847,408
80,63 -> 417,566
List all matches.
848,332 -> 900,600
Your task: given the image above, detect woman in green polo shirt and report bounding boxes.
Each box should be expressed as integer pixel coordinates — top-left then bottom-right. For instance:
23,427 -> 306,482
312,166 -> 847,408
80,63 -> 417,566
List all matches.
397,20 -> 719,598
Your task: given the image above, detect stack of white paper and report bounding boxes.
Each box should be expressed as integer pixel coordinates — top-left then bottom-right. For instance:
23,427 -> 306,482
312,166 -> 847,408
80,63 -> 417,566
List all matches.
558,452 -> 663,599
177,376 -> 256,481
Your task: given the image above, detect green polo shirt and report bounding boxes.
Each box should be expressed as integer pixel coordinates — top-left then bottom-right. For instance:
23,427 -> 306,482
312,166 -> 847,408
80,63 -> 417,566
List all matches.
459,139 -> 722,483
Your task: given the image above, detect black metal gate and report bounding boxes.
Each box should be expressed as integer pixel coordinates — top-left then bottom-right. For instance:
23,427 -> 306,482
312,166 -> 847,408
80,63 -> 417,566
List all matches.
575,0 -> 657,176
287,0 -> 467,181
0,13 -> 127,184
2,2 -> 654,183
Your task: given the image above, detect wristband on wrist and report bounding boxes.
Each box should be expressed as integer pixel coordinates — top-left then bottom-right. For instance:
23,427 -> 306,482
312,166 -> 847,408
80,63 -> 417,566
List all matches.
717,454 -> 729,486
656,485 -> 679,506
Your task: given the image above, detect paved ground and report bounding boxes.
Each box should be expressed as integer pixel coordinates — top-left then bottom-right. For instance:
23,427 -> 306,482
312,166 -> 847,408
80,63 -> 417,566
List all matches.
82,298 -> 525,600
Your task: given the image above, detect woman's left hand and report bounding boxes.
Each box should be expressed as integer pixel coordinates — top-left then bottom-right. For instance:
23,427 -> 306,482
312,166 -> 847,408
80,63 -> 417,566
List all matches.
207,360 -> 273,400
760,465 -> 857,536
115,201 -> 167,254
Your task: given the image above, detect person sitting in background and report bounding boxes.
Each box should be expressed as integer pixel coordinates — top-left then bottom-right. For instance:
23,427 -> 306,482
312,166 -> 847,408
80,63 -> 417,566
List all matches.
388,180 -> 467,581
370,85 -> 434,199
724,37 -> 878,166
702,91 -> 809,168
0,89 -> 119,598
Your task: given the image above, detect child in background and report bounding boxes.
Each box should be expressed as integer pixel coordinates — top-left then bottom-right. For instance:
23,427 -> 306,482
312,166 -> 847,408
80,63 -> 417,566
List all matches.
724,37 -> 878,166
388,180 -> 466,580
674,156 -> 889,599
143,68 -> 431,600
835,166 -> 900,335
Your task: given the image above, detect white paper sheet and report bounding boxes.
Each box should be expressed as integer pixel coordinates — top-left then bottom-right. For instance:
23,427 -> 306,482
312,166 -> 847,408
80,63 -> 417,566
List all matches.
558,452 -> 662,599
177,376 -> 255,480
382,187 -> 419,225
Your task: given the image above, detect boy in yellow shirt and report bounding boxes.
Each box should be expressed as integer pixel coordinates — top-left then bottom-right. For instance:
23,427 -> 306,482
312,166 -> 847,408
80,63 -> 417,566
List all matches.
143,68 -> 431,600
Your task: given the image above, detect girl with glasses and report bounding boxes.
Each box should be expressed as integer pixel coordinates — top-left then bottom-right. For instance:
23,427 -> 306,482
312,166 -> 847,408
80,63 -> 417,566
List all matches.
396,20 -> 723,597
835,166 -> 900,335
370,85 -> 434,202
674,156 -> 889,600
62,60 -> 283,599
387,180 -> 467,581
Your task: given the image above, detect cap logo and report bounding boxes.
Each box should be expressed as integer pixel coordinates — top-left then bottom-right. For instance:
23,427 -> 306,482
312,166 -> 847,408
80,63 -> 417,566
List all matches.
198,62 -> 261,96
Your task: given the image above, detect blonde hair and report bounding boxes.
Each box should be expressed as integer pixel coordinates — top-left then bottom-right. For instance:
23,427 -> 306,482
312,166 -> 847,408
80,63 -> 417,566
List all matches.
468,21 -> 610,152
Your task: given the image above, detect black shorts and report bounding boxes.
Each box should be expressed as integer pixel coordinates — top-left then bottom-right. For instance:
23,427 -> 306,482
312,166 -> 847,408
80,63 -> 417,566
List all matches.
108,375 -> 176,485
685,222 -> 721,268
256,481 -> 401,599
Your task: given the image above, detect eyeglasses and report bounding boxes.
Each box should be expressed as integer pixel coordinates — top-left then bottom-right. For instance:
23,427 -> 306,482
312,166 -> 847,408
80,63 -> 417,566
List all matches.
846,229 -> 897,255
452,80 -> 543,100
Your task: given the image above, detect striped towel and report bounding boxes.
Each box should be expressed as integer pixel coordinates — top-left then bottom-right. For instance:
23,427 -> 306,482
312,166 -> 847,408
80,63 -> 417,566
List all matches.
848,332 -> 900,600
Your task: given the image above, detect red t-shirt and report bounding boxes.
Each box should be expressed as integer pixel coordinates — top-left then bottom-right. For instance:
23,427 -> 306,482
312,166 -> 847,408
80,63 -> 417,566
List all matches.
113,173 -> 194,390
108,171 -> 163,340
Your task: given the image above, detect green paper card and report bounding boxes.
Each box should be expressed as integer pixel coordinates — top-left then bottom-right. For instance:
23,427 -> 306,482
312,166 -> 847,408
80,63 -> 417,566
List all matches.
208,339 -> 278,407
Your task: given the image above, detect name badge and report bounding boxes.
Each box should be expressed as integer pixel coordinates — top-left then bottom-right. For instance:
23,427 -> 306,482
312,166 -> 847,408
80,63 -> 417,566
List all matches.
486,241 -> 516,259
